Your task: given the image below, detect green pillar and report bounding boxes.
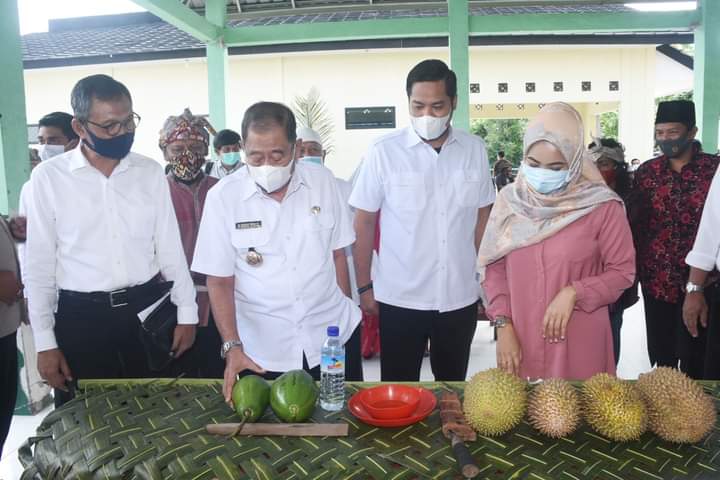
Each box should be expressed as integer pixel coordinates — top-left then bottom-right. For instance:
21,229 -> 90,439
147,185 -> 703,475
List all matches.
448,0 -> 470,131
206,0 -> 228,137
0,0 -> 29,214
695,0 -> 720,152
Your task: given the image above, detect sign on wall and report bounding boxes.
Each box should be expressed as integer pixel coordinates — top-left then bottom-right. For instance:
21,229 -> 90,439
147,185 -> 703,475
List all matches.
345,107 -> 396,130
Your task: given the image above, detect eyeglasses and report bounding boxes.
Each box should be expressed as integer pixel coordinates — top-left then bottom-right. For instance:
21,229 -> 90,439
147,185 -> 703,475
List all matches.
85,112 -> 141,137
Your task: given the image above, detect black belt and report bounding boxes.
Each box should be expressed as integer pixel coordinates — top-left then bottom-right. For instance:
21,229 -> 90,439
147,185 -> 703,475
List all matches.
59,275 -> 171,309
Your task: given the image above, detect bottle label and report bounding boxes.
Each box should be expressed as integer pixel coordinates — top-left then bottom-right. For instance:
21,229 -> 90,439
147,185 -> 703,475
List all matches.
321,354 -> 345,372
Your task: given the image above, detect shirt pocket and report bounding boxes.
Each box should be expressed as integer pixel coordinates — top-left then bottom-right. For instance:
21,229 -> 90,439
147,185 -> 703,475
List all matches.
386,172 -> 426,211
304,210 -> 335,261
453,170 -> 483,208
126,205 -> 156,242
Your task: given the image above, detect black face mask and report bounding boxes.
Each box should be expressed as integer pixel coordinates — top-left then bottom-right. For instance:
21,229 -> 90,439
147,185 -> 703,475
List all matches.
657,134 -> 692,159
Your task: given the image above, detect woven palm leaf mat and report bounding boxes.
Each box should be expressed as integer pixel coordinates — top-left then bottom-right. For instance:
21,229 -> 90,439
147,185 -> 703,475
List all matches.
17,380 -> 720,480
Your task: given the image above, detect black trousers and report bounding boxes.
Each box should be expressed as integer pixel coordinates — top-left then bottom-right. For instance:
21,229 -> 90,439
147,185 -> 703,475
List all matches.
240,322 -> 363,382
54,283 -> 169,406
643,283 -> 720,380
158,312 -> 225,379
609,308 -> 624,366
379,302 -> 478,382
0,331 -> 17,458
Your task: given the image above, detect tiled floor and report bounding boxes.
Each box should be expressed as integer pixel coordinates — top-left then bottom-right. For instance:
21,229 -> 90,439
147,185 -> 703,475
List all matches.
0,300 -> 652,478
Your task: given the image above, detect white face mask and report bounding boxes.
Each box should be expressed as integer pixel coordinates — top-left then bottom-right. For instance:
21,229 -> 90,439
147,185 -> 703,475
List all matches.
37,144 -> 65,161
247,158 -> 294,193
410,113 -> 451,141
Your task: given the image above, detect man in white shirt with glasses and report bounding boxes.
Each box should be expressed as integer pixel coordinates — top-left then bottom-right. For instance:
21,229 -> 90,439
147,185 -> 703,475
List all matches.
25,74 -> 198,405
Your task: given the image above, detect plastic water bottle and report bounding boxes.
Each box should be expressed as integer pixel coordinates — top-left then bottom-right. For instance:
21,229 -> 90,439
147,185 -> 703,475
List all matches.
320,326 -> 345,411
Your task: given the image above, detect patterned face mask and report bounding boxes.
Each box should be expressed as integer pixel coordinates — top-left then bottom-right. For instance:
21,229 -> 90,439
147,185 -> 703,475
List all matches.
170,149 -> 205,181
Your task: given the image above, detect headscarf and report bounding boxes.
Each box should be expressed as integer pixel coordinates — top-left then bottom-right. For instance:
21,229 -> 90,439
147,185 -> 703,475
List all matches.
476,102 -> 621,285
589,137 -> 625,164
159,108 -> 216,181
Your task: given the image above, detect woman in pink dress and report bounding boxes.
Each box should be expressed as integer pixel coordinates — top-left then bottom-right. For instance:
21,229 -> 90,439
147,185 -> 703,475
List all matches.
477,103 -> 635,380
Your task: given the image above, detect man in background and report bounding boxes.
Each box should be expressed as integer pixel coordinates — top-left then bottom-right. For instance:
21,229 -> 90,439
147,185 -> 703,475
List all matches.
206,128 -> 243,179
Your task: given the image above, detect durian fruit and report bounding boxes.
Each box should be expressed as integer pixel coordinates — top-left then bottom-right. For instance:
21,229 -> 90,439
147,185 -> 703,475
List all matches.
527,378 -> 581,438
582,373 -> 647,442
463,368 -> 527,436
636,367 -> 717,444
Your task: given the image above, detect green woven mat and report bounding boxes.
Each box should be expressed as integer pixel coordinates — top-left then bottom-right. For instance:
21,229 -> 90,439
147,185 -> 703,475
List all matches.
18,380 -> 720,480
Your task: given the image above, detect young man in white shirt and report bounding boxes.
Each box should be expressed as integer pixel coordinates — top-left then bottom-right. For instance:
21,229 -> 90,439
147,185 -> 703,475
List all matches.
206,129 -> 243,179
684,166 -> 720,377
350,59 -> 495,381
192,102 -> 362,405
11,112 -> 80,269
25,74 -> 198,405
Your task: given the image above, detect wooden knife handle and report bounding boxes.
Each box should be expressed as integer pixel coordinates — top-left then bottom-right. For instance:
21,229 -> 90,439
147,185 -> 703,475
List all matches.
451,434 -> 480,479
206,423 -> 349,437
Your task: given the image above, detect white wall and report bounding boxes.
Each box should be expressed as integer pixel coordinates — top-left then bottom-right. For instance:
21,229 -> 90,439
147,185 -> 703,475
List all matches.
24,44 -> 666,178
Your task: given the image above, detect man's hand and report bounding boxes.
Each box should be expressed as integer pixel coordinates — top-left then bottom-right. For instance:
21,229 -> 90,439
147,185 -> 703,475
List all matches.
9,216 -> 27,242
496,325 -> 522,376
0,271 -> 22,305
683,292 -> 708,338
359,289 -> 379,317
543,286 -> 577,343
38,349 -> 72,390
171,325 -> 196,358
223,347 -> 266,405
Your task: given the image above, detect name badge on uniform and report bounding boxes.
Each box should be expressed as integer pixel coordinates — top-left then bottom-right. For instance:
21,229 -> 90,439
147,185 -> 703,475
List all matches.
236,221 -> 262,230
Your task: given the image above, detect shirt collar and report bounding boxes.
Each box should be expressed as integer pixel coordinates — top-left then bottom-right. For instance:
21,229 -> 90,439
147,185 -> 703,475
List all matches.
240,161 -> 310,201
69,142 -> 135,174
404,125 -> 461,149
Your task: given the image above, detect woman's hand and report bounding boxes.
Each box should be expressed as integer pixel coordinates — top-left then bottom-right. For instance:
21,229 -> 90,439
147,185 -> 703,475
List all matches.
543,285 -> 577,343
496,324 -> 522,376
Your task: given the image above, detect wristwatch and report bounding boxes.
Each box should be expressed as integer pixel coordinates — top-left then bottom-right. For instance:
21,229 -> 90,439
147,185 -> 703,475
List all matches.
220,340 -> 243,359
685,282 -> 704,293
494,316 -> 512,328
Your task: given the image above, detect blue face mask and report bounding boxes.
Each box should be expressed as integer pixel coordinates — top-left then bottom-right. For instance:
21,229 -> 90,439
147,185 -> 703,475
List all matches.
221,151 -> 241,167
85,129 -> 134,160
521,162 -> 569,194
300,156 -> 323,165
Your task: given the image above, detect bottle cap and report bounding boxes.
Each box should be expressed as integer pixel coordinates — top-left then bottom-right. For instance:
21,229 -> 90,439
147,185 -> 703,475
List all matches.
327,326 -> 339,337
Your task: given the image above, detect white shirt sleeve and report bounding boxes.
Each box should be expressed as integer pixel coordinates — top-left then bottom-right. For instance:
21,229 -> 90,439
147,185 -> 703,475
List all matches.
17,182 -> 29,283
476,142 -> 496,208
686,168 -> 720,272
152,170 -> 199,325
330,177 -> 355,251
25,167 -> 60,352
348,149 -> 384,212
191,187 -> 236,277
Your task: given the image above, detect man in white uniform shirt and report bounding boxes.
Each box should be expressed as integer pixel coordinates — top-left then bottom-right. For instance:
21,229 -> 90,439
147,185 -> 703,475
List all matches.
350,59 -> 495,381
25,74 -> 198,405
684,165 -> 720,377
192,102 -> 361,404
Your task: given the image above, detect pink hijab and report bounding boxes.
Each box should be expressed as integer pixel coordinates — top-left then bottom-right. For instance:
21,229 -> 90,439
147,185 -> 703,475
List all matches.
477,102 -> 620,283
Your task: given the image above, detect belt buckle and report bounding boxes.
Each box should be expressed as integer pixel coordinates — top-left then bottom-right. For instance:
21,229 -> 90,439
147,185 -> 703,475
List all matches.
109,289 -> 129,308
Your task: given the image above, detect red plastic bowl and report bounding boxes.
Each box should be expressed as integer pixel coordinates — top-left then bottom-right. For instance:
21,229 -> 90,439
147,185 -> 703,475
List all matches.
358,385 -> 421,419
